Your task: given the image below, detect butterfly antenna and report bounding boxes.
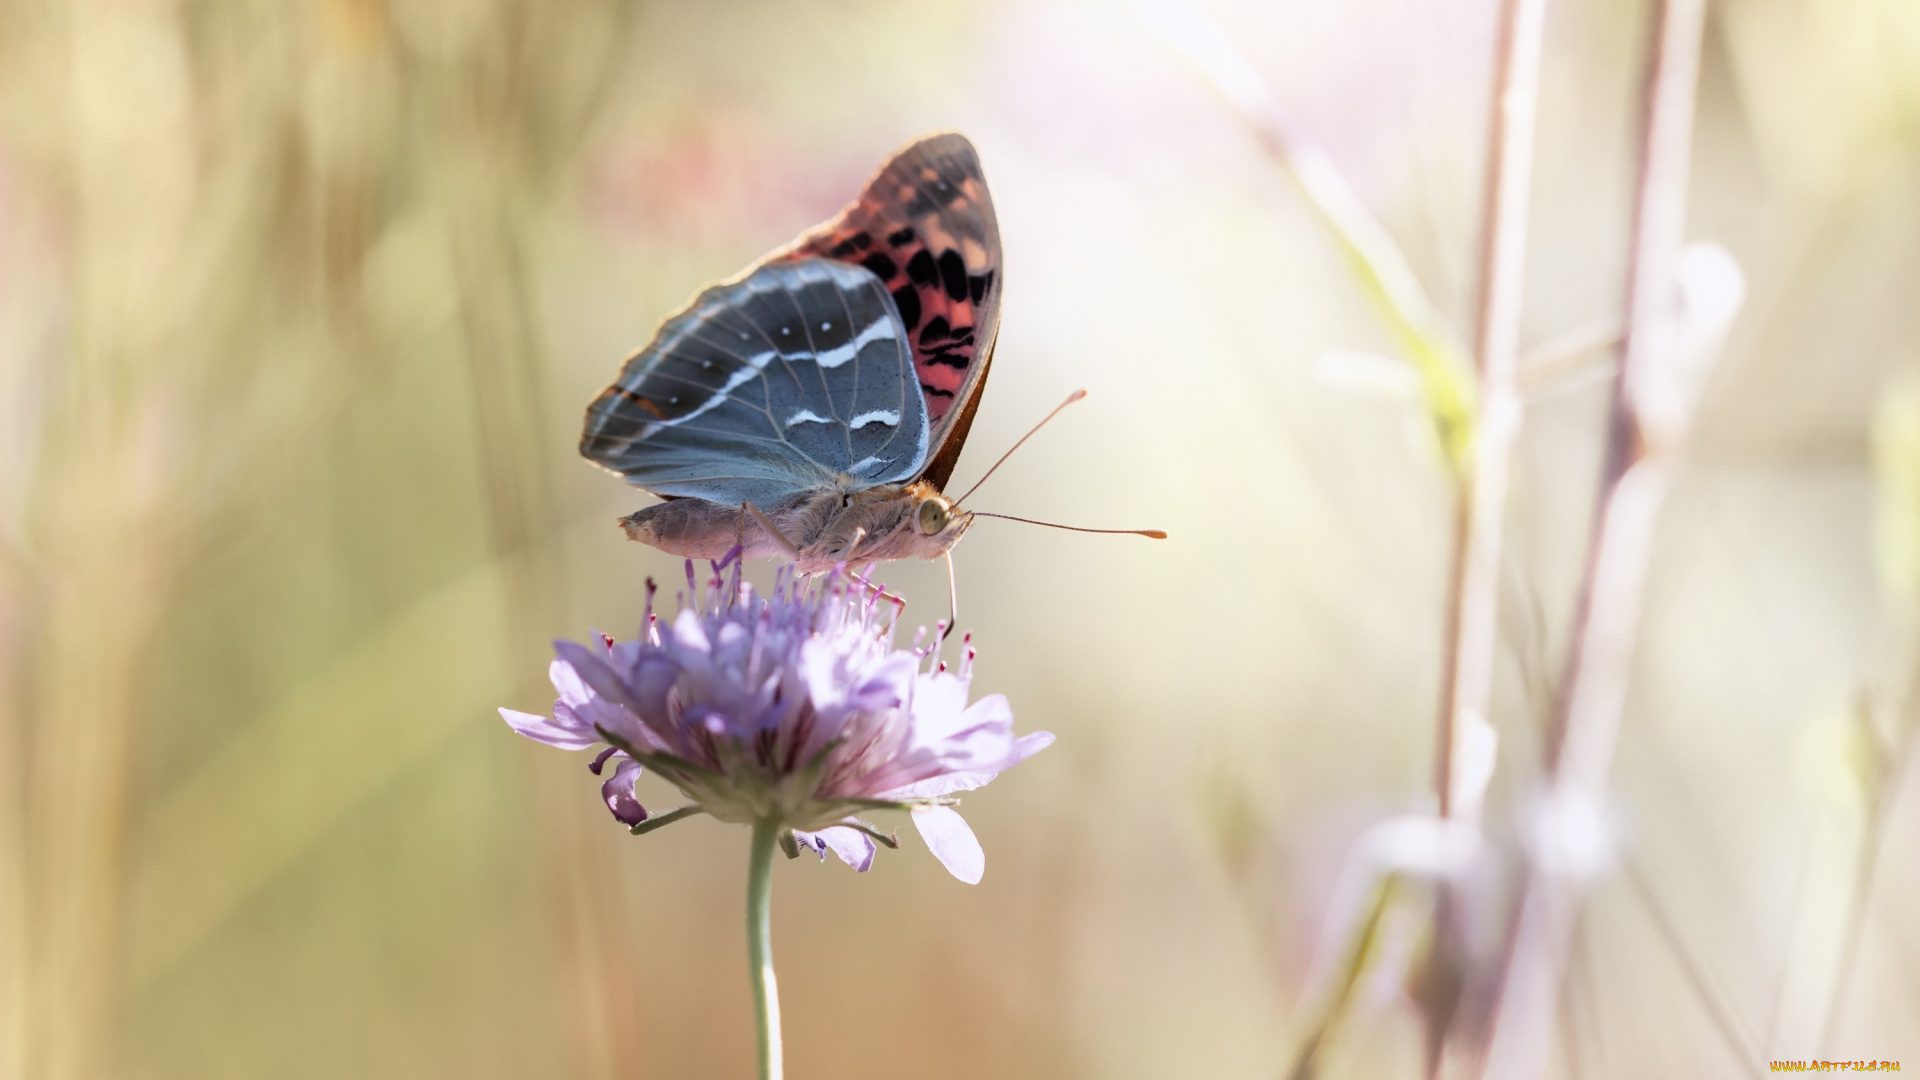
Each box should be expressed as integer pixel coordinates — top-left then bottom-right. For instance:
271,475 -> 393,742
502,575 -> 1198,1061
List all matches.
952,389 -> 1088,506
970,511 -> 1168,539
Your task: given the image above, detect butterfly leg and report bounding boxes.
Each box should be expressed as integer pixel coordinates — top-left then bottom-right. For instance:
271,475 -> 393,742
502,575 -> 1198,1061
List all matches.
743,502 -> 803,562
842,564 -> 909,622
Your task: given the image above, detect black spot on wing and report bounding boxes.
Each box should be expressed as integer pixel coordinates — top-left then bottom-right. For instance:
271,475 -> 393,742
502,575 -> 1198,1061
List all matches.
860,252 -> 896,282
923,320 -> 971,346
925,351 -> 969,369
905,249 -> 938,286
890,285 -> 921,331
937,250 -> 968,302
887,227 -> 915,247
918,315 -> 950,347
827,231 -> 873,258
919,382 -> 956,398
969,270 -> 994,304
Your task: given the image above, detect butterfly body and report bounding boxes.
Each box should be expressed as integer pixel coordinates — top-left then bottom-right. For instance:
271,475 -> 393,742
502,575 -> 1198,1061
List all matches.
582,134 -> 1000,570
619,479 -> 970,574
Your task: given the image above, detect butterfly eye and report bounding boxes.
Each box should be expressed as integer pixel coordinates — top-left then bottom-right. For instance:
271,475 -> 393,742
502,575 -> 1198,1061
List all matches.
916,498 -> 950,536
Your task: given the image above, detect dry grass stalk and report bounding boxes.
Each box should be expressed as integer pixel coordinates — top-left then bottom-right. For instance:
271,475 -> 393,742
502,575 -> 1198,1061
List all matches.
1,3 -> 642,1076
1142,0 -> 1475,469
1423,0 -> 1551,1072
1478,0 -> 1716,1074
1150,1 -> 1552,1070
1435,0 -> 1549,826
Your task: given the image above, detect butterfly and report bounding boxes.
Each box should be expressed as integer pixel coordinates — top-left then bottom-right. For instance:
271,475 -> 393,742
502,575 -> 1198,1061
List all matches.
580,133 -> 1001,574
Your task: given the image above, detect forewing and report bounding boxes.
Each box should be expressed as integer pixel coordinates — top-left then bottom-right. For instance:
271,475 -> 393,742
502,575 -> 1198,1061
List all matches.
774,132 -> 1002,490
580,259 -> 929,508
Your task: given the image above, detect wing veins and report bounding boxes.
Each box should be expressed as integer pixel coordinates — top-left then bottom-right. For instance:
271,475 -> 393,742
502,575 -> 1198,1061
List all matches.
781,279 -> 847,444
828,275 -> 861,465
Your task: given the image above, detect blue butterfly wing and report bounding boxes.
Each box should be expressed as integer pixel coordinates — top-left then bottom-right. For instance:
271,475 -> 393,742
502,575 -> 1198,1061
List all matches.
580,258 -> 930,507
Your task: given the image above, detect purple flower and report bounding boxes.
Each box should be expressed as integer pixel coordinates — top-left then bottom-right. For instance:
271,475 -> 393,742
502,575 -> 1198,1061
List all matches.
498,561 -> 1051,883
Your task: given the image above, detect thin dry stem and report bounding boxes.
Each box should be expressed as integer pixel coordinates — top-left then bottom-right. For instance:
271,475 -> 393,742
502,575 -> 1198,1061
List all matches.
1143,0 -> 1476,466
1478,0 -> 1714,1074
1622,858 -> 1761,1063
1820,657 -> 1920,1048
1435,0 -> 1551,825
1424,4 -> 1550,1071
1287,875 -> 1405,1080
1151,2 -> 1550,1069
1516,319 -> 1622,395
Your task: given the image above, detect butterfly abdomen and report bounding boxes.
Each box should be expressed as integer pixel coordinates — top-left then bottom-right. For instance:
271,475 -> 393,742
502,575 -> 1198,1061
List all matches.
618,499 -> 743,561
619,481 -> 969,574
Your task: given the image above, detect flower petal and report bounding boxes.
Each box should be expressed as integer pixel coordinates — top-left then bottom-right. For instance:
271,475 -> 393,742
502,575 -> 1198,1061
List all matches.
912,804 -> 985,884
863,719 -> 1045,797
553,640 -> 640,709
499,707 -> 599,750
672,608 -> 711,653
713,619 -> 752,668
1009,730 -> 1055,760
600,757 -> 647,827
907,671 -> 976,741
549,658 -> 592,708
846,654 -> 916,712
815,825 -> 877,872
802,639 -> 911,712
625,653 -> 685,744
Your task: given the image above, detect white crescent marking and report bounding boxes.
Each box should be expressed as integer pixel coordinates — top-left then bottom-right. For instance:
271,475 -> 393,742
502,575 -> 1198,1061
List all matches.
812,318 -> 898,370
849,409 -> 900,429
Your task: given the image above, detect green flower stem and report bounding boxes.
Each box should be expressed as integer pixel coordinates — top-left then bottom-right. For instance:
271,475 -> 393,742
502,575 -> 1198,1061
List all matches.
747,817 -> 783,1080
628,804 -> 706,836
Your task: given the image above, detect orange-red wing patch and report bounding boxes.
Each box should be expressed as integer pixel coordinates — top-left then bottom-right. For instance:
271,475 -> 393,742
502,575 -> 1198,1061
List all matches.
769,133 -> 1001,484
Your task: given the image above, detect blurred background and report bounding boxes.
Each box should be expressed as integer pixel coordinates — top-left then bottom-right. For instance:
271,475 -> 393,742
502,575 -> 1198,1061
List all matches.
3,0 -> 1919,1076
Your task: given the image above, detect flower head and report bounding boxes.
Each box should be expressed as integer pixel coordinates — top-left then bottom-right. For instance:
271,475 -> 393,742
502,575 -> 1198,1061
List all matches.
499,559 -> 1051,883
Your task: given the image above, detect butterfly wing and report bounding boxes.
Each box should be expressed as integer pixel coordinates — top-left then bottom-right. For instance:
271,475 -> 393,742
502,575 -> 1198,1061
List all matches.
580,258 -> 929,508
775,132 -> 1002,492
